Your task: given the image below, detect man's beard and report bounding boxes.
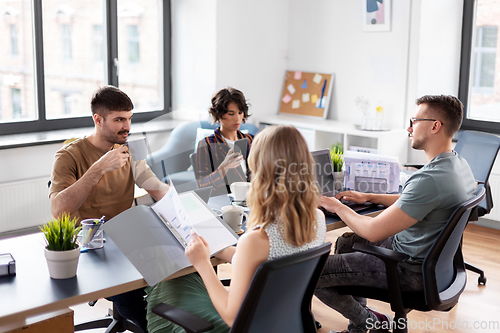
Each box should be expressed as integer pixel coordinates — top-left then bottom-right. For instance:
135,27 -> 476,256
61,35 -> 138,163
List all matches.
104,129 -> 129,145
411,136 -> 425,150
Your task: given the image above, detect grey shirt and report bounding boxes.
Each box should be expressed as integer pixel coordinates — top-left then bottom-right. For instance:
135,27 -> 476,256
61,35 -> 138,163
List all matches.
393,151 -> 476,271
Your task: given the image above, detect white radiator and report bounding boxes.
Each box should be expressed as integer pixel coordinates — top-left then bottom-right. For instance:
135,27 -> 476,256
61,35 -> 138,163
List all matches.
0,177 -> 53,234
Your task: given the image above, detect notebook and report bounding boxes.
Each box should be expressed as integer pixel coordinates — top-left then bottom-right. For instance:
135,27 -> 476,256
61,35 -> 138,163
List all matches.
311,149 -> 376,216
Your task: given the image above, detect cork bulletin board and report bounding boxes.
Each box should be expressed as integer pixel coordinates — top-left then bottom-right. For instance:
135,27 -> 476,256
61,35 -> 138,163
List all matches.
279,71 -> 334,119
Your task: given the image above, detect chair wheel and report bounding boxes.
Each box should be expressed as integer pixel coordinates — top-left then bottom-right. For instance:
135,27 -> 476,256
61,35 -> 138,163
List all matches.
315,320 -> 322,329
478,276 -> 487,285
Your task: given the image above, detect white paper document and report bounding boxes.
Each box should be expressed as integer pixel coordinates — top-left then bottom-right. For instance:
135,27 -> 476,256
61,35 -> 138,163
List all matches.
151,182 -> 193,247
103,185 -> 239,286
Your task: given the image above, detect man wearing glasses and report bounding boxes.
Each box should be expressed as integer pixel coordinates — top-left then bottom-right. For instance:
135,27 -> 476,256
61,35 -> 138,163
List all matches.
315,95 -> 476,333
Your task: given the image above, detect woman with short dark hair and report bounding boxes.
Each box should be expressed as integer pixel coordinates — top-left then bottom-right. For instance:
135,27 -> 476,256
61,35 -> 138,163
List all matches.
194,87 -> 254,196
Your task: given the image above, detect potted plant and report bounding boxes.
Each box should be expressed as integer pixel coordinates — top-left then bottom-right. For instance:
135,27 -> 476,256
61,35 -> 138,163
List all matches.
330,143 -> 344,191
40,213 -> 82,279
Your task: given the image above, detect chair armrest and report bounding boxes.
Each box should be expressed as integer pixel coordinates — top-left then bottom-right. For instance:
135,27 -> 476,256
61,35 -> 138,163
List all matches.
152,303 -> 214,333
352,243 -> 410,315
402,164 -> 424,169
352,243 -> 410,264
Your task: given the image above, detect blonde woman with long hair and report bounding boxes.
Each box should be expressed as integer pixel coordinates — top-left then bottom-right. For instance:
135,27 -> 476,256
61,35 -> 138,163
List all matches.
145,125 -> 326,332
184,125 -> 327,330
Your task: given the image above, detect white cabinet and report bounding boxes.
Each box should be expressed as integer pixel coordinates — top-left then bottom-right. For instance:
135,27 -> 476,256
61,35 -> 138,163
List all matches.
258,115 -> 409,164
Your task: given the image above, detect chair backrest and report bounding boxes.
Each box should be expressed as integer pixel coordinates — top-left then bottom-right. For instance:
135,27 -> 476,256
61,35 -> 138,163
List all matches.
422,187 -> 485,311
230,242 -> 331,333
147,121 -> 260,180
454,131 -> 500,214
189,152 -> 199,184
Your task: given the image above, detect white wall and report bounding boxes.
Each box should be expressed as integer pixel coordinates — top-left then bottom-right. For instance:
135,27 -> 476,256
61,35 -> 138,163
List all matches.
170,0 -> 290,122
415,0 -> 464,98
287,0 -> 412,131
170,0 -> 217,119
407,0 -> 465,163
0,144 -> 61,184
215,0 -> 290,120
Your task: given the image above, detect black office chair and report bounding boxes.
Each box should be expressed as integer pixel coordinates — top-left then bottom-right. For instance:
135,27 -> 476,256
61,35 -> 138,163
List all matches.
454,131 -> 500,285
152,242 -> 332,333
335,188 -> 485,333
74,301 -> 143,333
454,131 -> 500,218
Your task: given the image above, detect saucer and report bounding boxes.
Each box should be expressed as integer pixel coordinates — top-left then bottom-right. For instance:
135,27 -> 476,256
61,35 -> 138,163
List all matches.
231,201 -> 250,212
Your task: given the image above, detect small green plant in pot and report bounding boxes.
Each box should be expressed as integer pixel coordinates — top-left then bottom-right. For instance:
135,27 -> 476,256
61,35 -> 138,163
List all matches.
330,143 -> 344,190
40,213 -> 82,279
330,143 -> 344,172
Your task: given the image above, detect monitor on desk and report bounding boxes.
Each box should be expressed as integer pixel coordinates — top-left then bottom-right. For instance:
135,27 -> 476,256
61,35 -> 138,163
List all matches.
311,149 -> 336,197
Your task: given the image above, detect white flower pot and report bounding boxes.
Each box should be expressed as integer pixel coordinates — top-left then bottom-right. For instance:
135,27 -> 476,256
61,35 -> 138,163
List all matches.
334,171 -> 345,191
44,247 -> 80,279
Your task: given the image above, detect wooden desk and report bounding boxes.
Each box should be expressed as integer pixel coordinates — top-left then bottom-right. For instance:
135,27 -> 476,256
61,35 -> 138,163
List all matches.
0,232 -> 222,329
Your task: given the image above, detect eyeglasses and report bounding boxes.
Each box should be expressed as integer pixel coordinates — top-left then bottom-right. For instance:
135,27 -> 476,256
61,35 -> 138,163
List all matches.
409,118 -> 443,128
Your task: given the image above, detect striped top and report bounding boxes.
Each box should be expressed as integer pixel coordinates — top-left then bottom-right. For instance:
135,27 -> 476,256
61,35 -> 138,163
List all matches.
194,128 -> 254,196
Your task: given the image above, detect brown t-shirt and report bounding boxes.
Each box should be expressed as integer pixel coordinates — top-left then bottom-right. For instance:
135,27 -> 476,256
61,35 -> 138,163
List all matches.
49,138 -> 157,221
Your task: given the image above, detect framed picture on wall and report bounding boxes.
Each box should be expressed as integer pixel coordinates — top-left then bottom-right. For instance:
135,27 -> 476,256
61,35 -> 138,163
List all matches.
363,0 -> 391,32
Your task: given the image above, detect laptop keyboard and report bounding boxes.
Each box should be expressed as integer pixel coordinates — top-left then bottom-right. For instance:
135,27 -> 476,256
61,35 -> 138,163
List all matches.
320,201 -> 377,218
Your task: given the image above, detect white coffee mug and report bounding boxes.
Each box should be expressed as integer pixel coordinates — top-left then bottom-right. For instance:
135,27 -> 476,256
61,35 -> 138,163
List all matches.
221,205 -> 248,233
230,182 -> 252,202
126,137 -> 148,161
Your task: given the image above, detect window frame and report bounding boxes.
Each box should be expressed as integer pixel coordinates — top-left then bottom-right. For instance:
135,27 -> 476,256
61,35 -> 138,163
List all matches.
0,0 -> 171,136
458,0 -> 500,134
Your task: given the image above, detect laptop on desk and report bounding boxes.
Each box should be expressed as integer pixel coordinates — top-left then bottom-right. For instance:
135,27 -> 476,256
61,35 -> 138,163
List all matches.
311,149 -> 376,217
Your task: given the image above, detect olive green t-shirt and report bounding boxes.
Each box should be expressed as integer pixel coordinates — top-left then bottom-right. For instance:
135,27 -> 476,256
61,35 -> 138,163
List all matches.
49,138 -> 157,222
393,152 -> 476,271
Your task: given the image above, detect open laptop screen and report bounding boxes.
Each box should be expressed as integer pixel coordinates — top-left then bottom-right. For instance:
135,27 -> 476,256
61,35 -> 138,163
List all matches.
311,149 -> 336,196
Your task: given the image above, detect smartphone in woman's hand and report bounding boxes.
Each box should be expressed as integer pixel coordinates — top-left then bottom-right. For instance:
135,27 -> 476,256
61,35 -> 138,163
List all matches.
233,138 -> 247,160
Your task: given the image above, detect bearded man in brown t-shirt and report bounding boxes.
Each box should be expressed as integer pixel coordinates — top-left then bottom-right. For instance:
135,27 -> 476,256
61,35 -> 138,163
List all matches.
49,85 -> 167,332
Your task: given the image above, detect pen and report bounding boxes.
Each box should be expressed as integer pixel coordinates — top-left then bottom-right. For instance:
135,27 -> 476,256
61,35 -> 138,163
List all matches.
319,79 -> 326,108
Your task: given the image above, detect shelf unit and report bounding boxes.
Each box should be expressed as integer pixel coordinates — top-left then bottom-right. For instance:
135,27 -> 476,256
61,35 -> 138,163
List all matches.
258,114 -> 409,164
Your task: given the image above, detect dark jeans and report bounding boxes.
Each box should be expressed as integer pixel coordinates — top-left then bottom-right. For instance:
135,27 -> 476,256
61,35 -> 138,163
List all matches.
107,287 -> 148,333
314,233 -> 424,333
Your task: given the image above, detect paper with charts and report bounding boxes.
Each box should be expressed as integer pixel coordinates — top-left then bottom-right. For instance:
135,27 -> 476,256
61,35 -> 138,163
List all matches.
103,182 -> 239,285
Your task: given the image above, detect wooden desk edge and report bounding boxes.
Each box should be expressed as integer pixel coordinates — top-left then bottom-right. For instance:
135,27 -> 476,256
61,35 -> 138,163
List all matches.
0,258 -> 225,327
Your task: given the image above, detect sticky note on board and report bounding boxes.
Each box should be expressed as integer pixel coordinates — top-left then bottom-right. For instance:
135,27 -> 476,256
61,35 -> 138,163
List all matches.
292,100 -> 300,109
282,94 -> 292,104
311,94 -> 319,104
313,73 -> 323,84
294,71 -> 302,80
287,84 -> 296,95
302,93 -> 310,103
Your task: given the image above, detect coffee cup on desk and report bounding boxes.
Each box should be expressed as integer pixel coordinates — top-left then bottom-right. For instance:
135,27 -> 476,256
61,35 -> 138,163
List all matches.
221,205 -> 248,233
126,137 -> 148,161
230,182 -> 251,202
